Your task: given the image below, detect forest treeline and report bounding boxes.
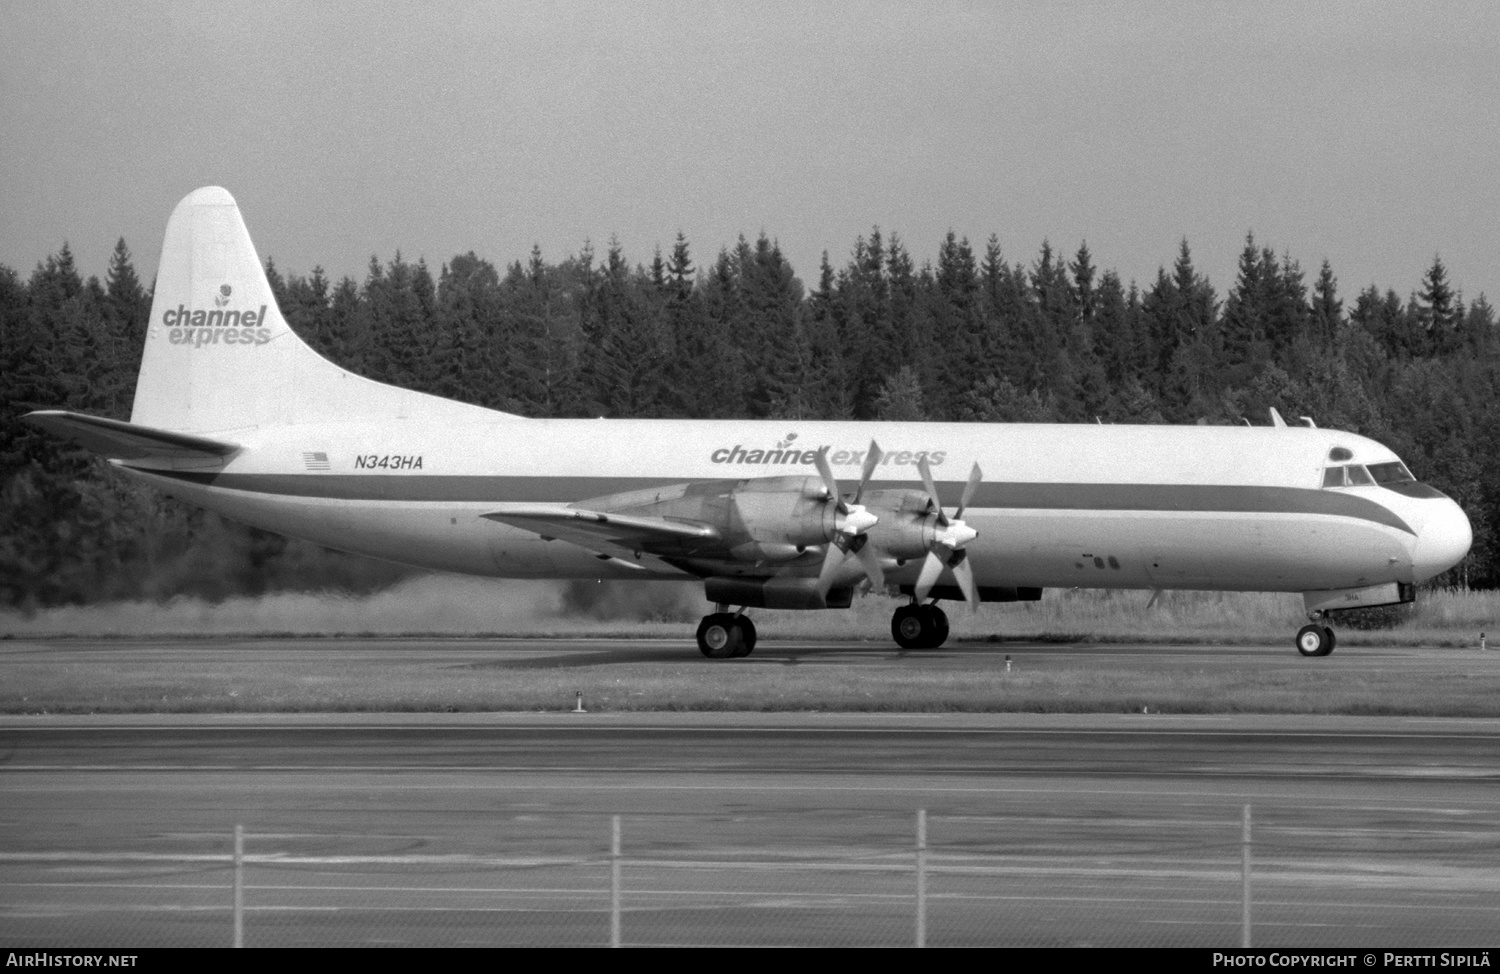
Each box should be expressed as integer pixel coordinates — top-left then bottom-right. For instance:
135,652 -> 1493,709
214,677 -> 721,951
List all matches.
2,227 -> 1497,609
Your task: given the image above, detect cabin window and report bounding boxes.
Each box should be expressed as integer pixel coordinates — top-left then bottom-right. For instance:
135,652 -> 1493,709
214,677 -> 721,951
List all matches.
1346,465 -> 1374,486
1322,467 -> 1346,488
1367,461 -> 1416,485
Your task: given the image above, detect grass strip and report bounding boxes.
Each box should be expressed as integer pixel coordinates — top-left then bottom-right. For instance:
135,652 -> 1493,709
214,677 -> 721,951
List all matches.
7,652 -> 1500,717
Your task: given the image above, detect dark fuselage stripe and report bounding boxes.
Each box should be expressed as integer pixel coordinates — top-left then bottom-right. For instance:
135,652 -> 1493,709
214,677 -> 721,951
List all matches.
136,470 -> 1418,535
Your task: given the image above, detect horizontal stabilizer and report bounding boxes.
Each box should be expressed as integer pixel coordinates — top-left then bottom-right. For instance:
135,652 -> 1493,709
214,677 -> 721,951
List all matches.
23,410 -> 239,461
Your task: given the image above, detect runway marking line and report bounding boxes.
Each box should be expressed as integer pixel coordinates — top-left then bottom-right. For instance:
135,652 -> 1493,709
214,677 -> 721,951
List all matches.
6,779 -> 1500,813
13,724 -> 1500,741
6,860 -> 1498,888
9,764 -> 1500,787
5,882 -> 1496,916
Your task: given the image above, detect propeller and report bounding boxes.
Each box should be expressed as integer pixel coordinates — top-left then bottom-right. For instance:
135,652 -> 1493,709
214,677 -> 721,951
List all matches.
814,441 -> 886,594
913,457 -> 983,609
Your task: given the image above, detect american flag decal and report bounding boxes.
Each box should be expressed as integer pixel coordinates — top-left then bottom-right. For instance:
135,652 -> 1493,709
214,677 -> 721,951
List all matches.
303,451 -> 330,471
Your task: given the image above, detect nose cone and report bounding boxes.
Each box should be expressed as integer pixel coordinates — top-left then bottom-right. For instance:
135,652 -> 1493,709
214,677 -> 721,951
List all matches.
1411,497 -> 1473,582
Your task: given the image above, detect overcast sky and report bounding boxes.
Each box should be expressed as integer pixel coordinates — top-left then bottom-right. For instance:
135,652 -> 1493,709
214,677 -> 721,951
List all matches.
3,1 -> 1496,306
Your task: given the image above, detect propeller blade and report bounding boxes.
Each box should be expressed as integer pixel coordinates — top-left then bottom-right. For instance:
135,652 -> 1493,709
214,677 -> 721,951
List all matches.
913,550 -> 945,601
951,552 -> 979,610
851,537 -> 886,590
853,441 -> 883,504
916,457 -> 947,526
955,462 -> 982,520
815,538 -> 846,596
812,440 -> 889,596
812,448 -> 847,514
911,458 -> 983,605
817,533 -> 886,597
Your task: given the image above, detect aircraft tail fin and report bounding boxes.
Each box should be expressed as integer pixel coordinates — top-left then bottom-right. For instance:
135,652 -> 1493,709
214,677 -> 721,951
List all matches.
130,186 -> 505,434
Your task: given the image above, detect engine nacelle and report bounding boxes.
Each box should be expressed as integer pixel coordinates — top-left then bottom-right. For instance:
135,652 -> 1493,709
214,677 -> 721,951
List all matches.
574,475 -> 837,557
705,575 -> 853,610
727,475 -> 837,550
859,488 -> 938,560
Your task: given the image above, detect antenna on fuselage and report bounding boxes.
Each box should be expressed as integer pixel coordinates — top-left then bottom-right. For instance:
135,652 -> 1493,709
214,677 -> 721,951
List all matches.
1268,407 -> 1288,428
1299,416 -> 1317,428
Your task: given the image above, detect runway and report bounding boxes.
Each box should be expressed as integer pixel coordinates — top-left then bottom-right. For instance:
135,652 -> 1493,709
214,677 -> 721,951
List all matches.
2,632 -> 1486,671
4,707 -> 1500,947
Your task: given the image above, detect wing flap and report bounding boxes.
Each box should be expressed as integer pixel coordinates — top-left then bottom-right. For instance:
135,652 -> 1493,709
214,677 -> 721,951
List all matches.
481,504 -> 720,548
23,410 -> 240,461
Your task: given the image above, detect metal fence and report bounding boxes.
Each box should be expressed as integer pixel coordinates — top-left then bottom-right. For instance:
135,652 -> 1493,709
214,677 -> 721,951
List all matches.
3,806 -> 1498,947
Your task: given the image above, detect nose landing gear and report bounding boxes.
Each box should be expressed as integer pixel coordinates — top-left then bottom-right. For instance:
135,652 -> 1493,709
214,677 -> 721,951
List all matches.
1295,619 -> 1336,657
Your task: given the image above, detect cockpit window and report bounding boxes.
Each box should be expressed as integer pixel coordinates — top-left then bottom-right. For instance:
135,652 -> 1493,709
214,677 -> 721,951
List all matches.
1367,461 -> 1416,485
1328,447 -> 1353,461
1323,464 -> 1383,488
1325,460 -> 1421,490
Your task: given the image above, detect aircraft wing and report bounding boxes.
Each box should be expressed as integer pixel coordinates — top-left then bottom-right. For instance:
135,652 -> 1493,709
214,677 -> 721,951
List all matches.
481,504 -> 723,568
22,410 -> 240,461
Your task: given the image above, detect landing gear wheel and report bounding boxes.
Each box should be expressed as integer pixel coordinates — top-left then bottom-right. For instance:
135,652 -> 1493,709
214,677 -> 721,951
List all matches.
732,616 -> 757,657
923,604 -> 950,648
697,613 -> 744,659
1295,623 -> 1334,657
892,604 -> 950,649
892,605 -> 924,648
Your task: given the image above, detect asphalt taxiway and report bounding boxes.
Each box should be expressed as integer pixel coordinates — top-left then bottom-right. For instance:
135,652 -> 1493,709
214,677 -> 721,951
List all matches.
2,637 -> 1499,947
4,709 -> 1500,947
2,633 -> 1488,671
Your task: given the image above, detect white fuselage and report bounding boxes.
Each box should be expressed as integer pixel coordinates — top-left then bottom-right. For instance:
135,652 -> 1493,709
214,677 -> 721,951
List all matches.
116,416 -> 1469,596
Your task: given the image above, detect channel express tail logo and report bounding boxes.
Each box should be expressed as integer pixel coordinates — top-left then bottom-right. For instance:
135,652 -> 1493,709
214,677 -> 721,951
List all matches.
162,284 -> 271,347
710,432 -> 946,468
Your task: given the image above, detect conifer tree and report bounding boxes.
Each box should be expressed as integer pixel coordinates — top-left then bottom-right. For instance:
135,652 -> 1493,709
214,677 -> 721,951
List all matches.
930,231 -> 983,419
660,236 -> 727,418
1265,252 -> 1310,361
667,232 -> 694,300
364,253 -> 437,392
735,235 -> 809,418
978,236 -> 1023,385
1462,293 -> 1495,357
435,252 -> 502,408
691,247 -> 748,417
839,229 -> 893,417
873,365 -> 926,421
104,238 -> 149,352
1311,259 -> 1342,347
1071,241 -> 1097,324
1420,256 -> 1457,355
322,276 -> 367,373
1091,270 -> 1132,386
263,257 -> 289,310
1025,240 -> 1071,389
802,252 -> 852,419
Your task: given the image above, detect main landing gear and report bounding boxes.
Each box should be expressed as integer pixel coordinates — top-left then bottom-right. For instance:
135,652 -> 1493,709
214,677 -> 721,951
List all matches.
695,601 -> 955,657
1295,617 -> 1337,657
696,609 -> 757,659
892,602 -> 950,650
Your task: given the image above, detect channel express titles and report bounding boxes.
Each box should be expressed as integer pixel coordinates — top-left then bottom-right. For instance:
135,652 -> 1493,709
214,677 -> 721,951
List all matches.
710,444 -> 947,467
